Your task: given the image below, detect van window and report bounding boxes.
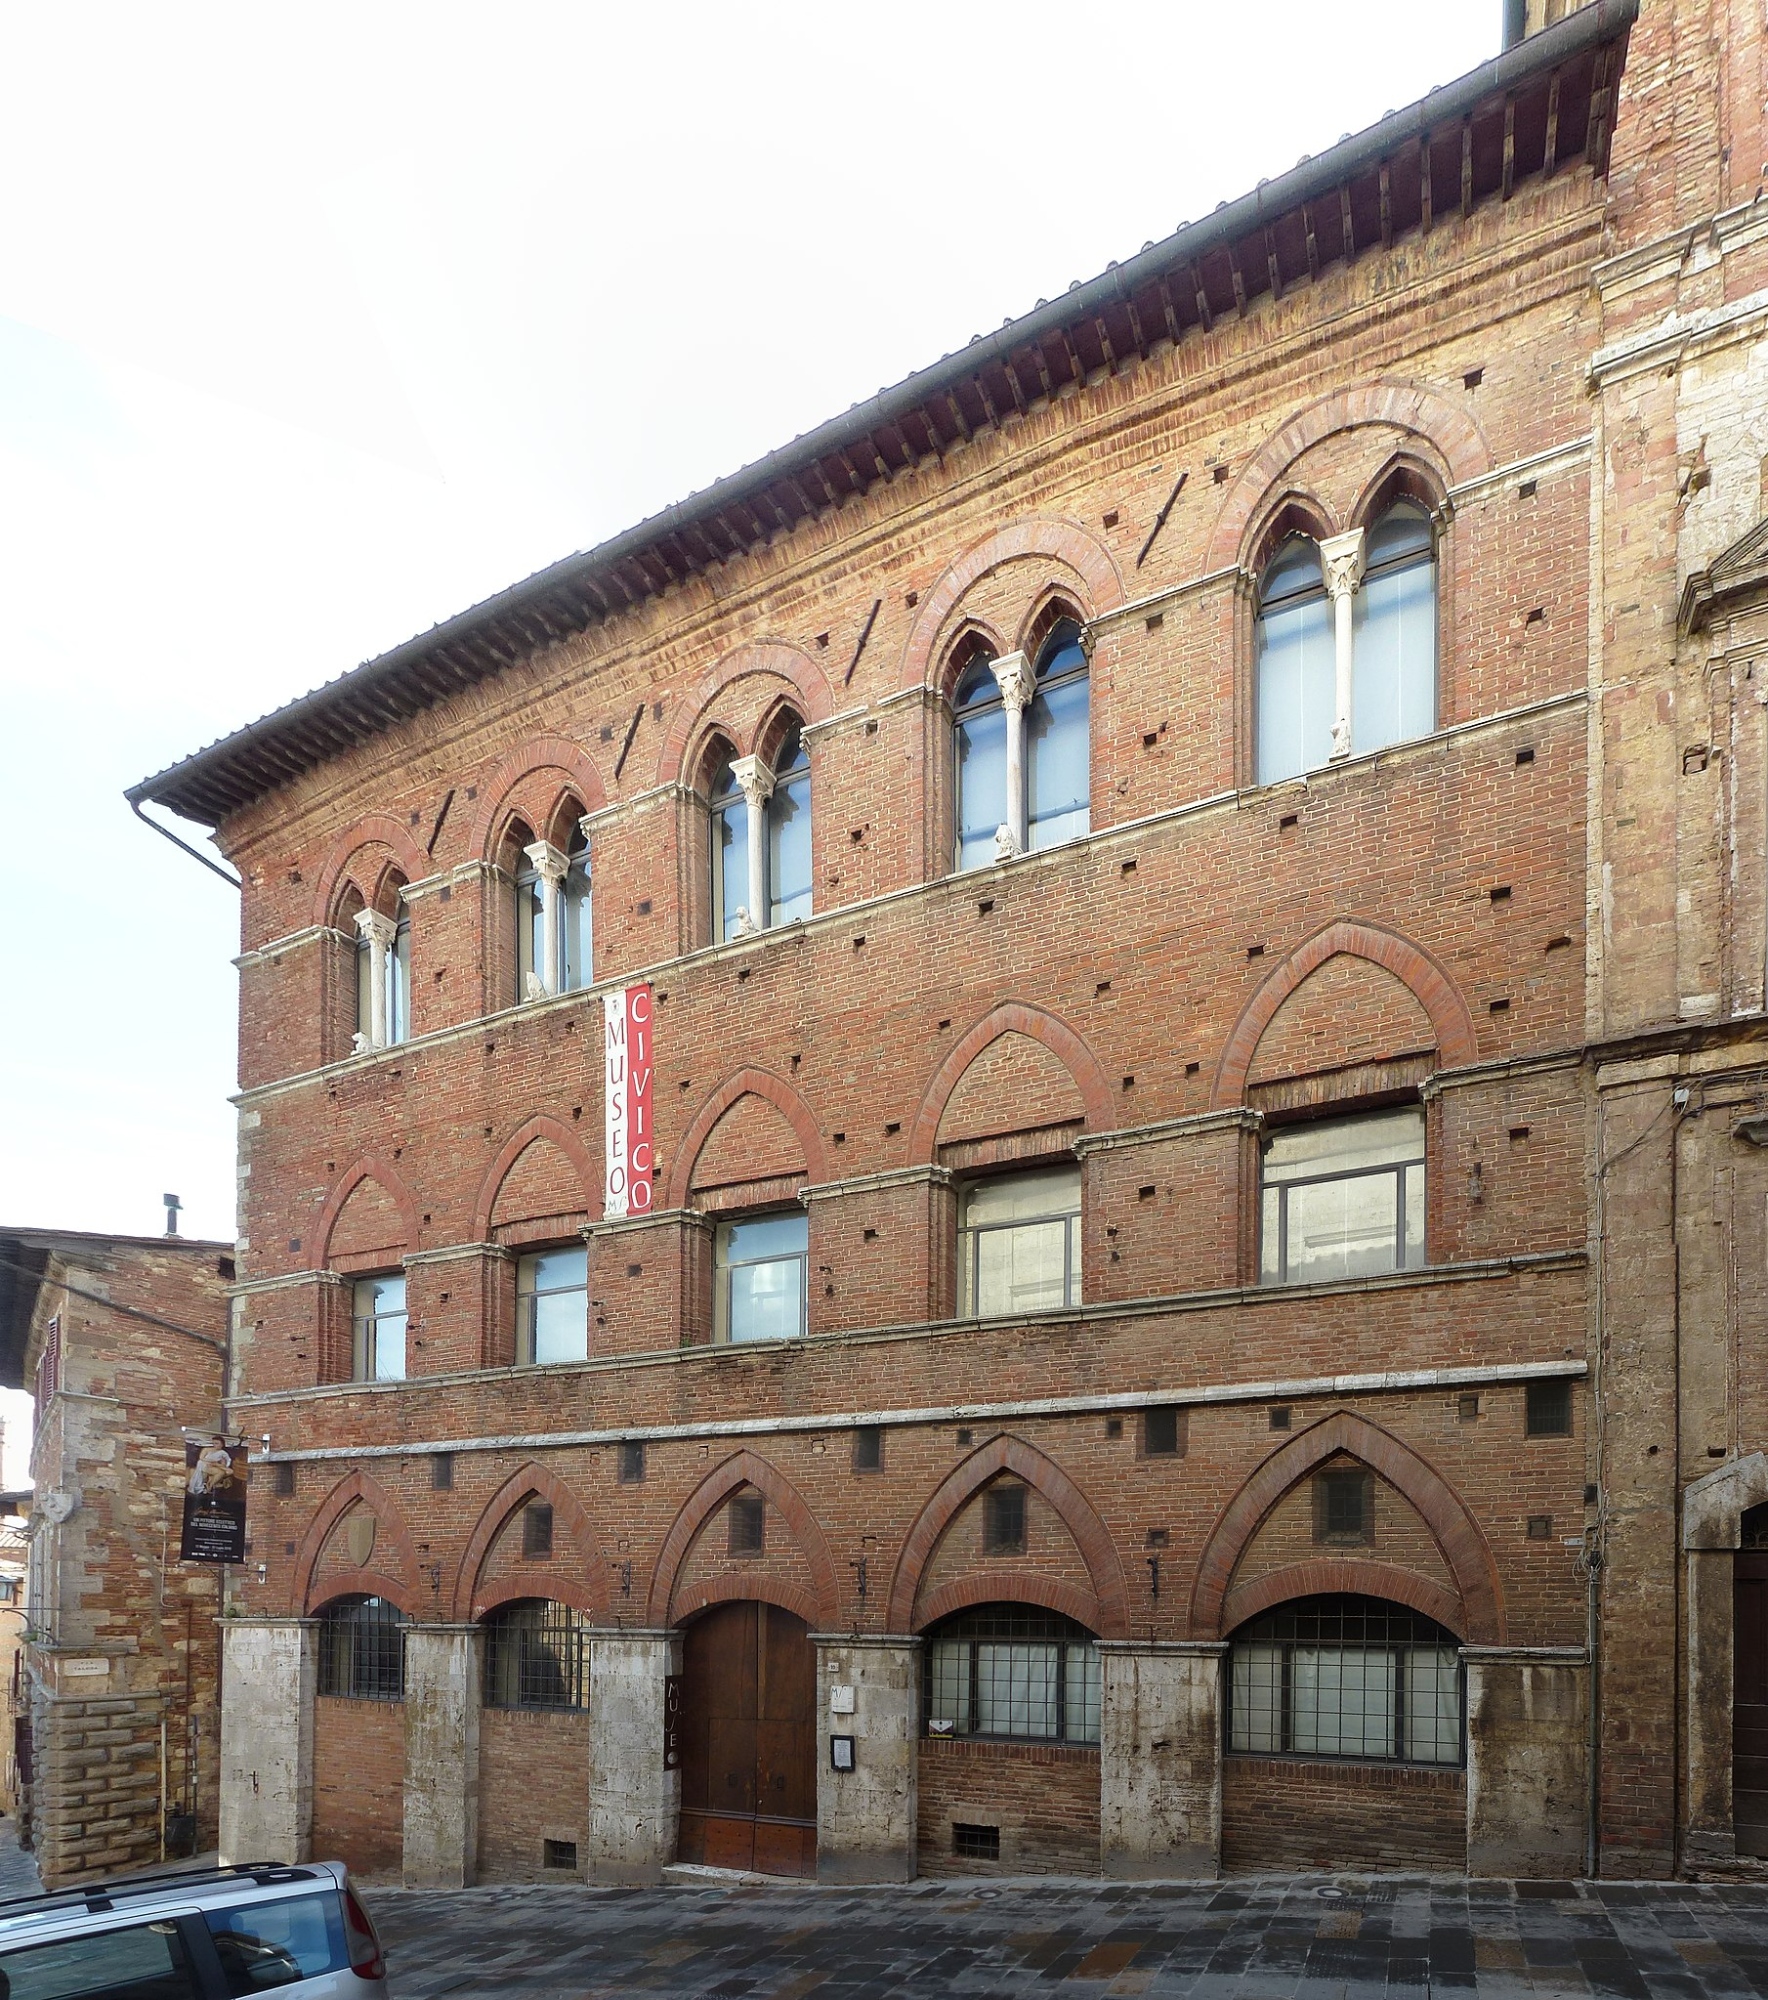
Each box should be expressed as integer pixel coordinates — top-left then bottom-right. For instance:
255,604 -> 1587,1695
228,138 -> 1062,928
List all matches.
204,1894 -> 347,1993
0,1918 -> 200,1999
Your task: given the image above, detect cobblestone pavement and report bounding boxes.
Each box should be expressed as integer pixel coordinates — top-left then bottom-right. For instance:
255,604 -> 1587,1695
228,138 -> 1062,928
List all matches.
366,1872 -> 1768,1999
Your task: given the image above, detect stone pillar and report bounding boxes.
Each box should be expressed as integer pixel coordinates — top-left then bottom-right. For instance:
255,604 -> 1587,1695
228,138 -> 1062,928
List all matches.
1463,1646 -> 1589,1877
1686,1548 -> 1736,1861
401,1623 -> 482,1889
524,840 -> 568,996
730,755 -> 775,931
219,1618 -> 316,1865
990,651 -> 1032,855
586,1629 -> 679,1884
353,909 -> 394,1049
1320,527 -> 1365,761
814,1635 -> 919,1883
1098,1641 -> 1225,1879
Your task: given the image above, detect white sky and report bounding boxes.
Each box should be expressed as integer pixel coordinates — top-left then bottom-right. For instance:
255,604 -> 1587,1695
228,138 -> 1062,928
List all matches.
0,2 -> 1494,1482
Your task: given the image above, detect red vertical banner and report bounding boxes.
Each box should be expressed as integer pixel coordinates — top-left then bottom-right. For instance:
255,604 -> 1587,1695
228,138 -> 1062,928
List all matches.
603,983 -> 654,1218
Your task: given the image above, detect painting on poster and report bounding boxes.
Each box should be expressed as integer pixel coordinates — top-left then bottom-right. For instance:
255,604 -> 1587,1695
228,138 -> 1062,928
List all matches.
604,982 -> 655,1219
180,1438 -> 249,1564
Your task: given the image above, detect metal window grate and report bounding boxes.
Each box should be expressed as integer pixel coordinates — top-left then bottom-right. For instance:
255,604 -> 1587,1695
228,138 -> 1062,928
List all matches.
1526,1379 -> 1573,1437
522,1502 -> 554,1559
317,1595 -> 407,1702
925,1603 -> 1100,1745
729,1493 -> 765,1555
618,1441 -> 645,1484
982,1485 -> 1026,1554
1314,1468 -> 1373,1544
483,1598 -> 592,1711
952,1823 -> 1000,1860
1228,1594 -> 1462,1767
1143,1406 -> 1184,1456
543,1839 -> 578,1871
853,1425 -> 883,1472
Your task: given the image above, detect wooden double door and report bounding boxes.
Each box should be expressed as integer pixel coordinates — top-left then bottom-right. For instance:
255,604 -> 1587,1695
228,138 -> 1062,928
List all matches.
676,1601 -> 817,1877
1736,1551 -> 1768,1854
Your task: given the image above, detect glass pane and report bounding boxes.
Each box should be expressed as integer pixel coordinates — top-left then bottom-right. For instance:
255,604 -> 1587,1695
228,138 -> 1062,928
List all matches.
524,1247 -> 587,1295
1292,1646 -> 1396,1757
388,918 -> 411,1043
973,1216 -> 1070,1316
517,876 -> 541,995
723,1212 -> 808,1264
1264,1110 -> 1425,1184
728,1255 -> 804,1343
0,1920 -> 201,1998
1261,537 -> 1324,607
1354,554 -> 1436,753
713,800 -> 749,940
1403,1646 -> 1462,1763
1257,590 -> 1334,782
1281,1172 -> 1403,1284
1064,1642 -> 1101,1743
1026,673 -> 1089,851
372,1309 -> 407,1381
956,706 -> 1009,870
562,864 -> 591,990
207,1893 -> 347,1991
1363,503 -> 1433,569
962,1167 -> 1081,1229
1260,1187 -> 1280,1285
1403,1161 -> 1425,1268
767,773 -> 813,925
928,1640 -> 968,1734
976,1640 -> 1059,1738
1230,1641 -> 1283,1752
955,656 -> 1000,711
530,1286 -> 588,1365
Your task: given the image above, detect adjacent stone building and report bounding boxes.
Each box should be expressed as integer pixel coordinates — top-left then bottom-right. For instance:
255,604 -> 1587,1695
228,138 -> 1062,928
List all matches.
0,1227 -> 231,1884
130,0 -> 1768,1882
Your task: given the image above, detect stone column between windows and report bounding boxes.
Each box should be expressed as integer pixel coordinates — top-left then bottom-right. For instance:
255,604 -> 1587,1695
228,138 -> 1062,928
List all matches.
586,1628 -> 680,1883
1097,1640 -> 1226,1879
524,840 -> 569,996
990,651 -> 1033,855
813,1634 -> 920,1883
354,908 -> 396,1048
402,1622 -> 483,1888
729,756 -> 774,931
1460,1645 -> 1589,1876
218,1618 -> 317,1865
1320,527 -> 1365,762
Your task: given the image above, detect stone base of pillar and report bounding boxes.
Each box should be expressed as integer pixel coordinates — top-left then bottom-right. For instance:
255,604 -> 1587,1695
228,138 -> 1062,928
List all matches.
587,1630 -> 680,1885
814,1636 -> 919,1883
1098,1642 -> 1225,1880
402,1625 -> 482,1889
219,1620 -> 316,1867
1464,1646 -> 1589,1878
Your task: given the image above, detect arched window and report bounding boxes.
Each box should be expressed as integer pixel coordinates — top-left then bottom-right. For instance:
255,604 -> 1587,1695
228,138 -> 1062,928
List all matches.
1228,1593 -> 1462,1765
924,1603 -> 1100,1744
954,643 -> 1008,872
1026,619 -> 1089,851
1353,503 -> 1437,754
387,892 -> 411,1045
316,1594 -> 407,1701
709,754 -> 749,942
350,878 -> 410,1051
514,816 -> 592,1000
560,824 -> 592,989
1256,537 -> 1334,783
766,726 -> 812,926
482,1597 -> 592,1711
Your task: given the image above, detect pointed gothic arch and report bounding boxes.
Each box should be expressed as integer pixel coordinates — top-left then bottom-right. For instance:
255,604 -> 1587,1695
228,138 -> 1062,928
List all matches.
655,641 -> 834,787
310,816 -> 429,931
462,734 -> 609,863
666,1067 -> 826,1208
908,1001 -> 1115,1164
469,1114 -> 600,1240
450,1461 -> 606,1620
647,1450 -> 840,1629
293,1469 -> 423,1618
314,1155 -> 422,1267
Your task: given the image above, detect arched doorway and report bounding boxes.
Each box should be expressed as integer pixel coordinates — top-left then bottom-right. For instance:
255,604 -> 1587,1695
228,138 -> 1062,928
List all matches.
676,1601 -> 816,1877
1736,1504 -> 1768,1855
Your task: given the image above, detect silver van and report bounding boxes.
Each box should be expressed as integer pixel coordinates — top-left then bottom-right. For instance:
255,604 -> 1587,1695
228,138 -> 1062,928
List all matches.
0,1859 -> 389,1998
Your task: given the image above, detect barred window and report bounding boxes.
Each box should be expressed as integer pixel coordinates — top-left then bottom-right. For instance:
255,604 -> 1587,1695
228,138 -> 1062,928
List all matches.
482,1598 -> 592,1711
924,1603 -> 1099,1745
1228,1594 -> 1462,1767
316,1594 -> 407,1701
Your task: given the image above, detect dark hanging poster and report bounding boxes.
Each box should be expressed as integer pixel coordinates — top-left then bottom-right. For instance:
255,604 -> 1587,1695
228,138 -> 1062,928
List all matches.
180,1438 -> 249,1564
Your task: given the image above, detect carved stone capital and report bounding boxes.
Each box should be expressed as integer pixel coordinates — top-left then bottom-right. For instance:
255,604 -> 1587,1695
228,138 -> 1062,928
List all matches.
989,650 -> 1033,714
354,908 -> 397,949
1320,527 -> 1366,600
729,754 -> 776,811
523,839 -> 569,885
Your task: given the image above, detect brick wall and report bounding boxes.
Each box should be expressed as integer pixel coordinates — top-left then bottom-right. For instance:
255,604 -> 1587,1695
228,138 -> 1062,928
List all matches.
310,1697 -> 404,1879
916,1737 -> 1100,1877
1222,1756 -> 1467,1874
476,1706 -> 592,1882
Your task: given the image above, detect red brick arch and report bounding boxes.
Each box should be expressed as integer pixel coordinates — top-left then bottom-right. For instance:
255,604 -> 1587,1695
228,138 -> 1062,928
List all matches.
671,1575 -> 825,1630
1210,919 -> 1478,1110
462,734 -> 609,860
310,815 -> 429,929
469,1114 -> 601,1240
667,1067 -> 826,1207
293,1469 -> 423,1618
1207,379 -> 1491,572
886,1434 -> 1130,1638
648,1450 -> 840,1629
1221,1560 -> 1466,1640
314,1155 -> 422,1266
899,519 -> 1125,692
451,1461 -> 606,1620
1188,1410 -> 1504,1644
909,1002 -> 1115,1164
655,641 -> 834,787
914,1570 -> 1105,1635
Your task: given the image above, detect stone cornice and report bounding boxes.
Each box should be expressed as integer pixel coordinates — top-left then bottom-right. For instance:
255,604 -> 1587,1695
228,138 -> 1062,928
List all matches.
1073,1109 -> 1261,1157
1588,284 -> 1768,388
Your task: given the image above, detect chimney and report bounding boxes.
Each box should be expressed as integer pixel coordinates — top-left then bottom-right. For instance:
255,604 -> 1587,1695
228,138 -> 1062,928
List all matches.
163,1193 -> 182,1238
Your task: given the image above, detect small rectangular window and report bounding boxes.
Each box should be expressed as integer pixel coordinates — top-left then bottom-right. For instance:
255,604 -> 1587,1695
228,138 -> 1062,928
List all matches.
543,1838 -> 579,1870
959,1166 -> 1082,1317
1315,1469 -> 1374,1545
729,1493 -> 765,1555
351,1273 -> 407,1382
273,1462 -> 297,1497
983,1485 -> 1026,1555
1260,1109 -> 1425,1287
715,1211 -> 809,1344
1143,1407 -> 1185,1457
522,1502 -> 554,1559
953,1822 -> 1001,1861
517,1245 -> 590,1366
1458,1392 -> 1481,1423
432,1451 -> 454,1491
1526,1379 -> 1573,1437
618,1441 -> 646,1484
854,1425 -> 883,1472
